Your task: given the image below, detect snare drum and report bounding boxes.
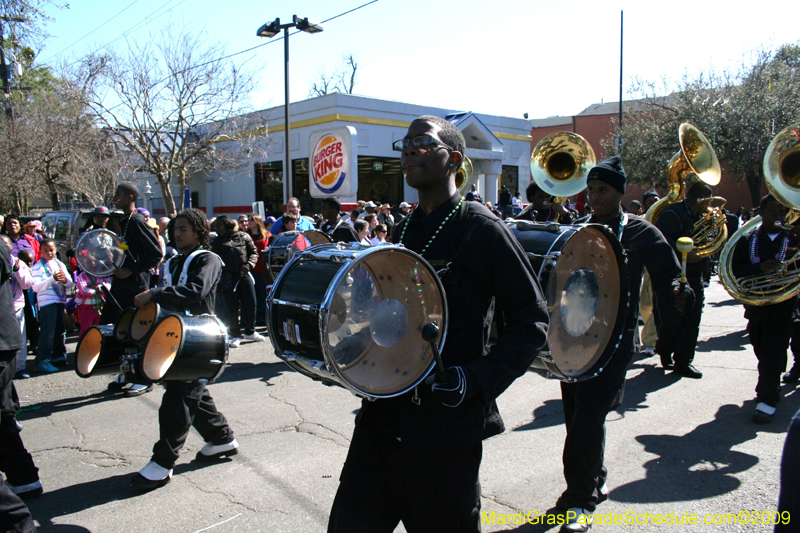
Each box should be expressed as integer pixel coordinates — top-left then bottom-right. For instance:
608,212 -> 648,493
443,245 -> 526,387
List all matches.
508,221 -> 629,381
139,314 -> 228,383
75,325 -> 140,378
266,243 -> 447,399
264,230 -> 332,282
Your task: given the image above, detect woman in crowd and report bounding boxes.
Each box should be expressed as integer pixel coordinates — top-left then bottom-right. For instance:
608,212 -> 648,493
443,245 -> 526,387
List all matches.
246,214 -> 270,327
2,215 -> 39,260
210,216 -> 265,348
370,224 -> 388,245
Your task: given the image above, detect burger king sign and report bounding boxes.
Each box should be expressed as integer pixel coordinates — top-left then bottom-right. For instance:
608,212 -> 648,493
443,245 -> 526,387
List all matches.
309,126 -> 357,198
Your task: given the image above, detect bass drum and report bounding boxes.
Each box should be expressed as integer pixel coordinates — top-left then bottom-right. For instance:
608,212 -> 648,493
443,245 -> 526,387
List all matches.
266,243 -> 447,399
75,325 -> 140,378
74,229 -> 126,277
508,221 -> 629,381
264,230 -> 333,282
139,314 -> 228,383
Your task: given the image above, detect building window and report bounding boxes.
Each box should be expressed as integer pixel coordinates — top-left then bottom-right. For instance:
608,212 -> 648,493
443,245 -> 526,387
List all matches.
255,161 -> 285,216
357,156 -> 403,206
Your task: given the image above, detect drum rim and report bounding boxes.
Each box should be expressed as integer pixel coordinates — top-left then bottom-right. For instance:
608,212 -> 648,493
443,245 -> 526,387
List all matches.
113,307 -> 137,342
266,243 -> 449,399
130,300 -> 161,342
550,223 -> 629,381
264,230 -> 333,282
74,228 -> 125,277
75,325 -> 113,378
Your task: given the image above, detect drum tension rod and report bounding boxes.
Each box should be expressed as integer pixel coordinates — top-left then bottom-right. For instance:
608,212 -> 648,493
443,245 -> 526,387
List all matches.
421,323 -> 448,383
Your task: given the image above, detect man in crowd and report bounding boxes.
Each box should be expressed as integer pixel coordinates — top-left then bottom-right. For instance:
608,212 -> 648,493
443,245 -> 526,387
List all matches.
515,181 -> 574,223
557,157 -> 690,532
395,202 -> 413,223
327,115 -> 548,533
319,197 -> 359,243
269,197 -> 314,234
642,189 -> 660,213
378,204 -> 395,237
499,185 -> 512,218
654,181 -> 711,378
101,183 -> 163,397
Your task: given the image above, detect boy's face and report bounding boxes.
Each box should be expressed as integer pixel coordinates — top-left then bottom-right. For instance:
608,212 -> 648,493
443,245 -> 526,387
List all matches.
18,250 -> 34,266
41,243 -> 57,261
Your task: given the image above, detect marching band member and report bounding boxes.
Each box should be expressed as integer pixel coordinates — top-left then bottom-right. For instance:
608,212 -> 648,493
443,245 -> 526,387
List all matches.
130,208 -> 238,491
319,197 -> 359,243
731,194 -> 800,424
557,157 -> 691,532
515,180 -> 575,223
653,182 -> 712,378
101,183 -> 163,397
327,116 -> 549,533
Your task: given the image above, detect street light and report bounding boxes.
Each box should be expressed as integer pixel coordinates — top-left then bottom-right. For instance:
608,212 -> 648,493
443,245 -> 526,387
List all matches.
257,15 -> 323,208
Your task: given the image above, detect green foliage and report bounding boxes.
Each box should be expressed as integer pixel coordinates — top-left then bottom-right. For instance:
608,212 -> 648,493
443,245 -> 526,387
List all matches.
602,43 -> 800,207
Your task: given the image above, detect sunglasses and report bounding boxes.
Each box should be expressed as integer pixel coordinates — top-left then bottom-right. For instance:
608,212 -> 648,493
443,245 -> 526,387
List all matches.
392,134 -> 453,152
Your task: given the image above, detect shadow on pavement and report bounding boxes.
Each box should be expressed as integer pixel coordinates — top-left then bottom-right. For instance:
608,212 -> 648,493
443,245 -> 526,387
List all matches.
696,329 -> 750,353
512,399 -> 564,432
611,387 -> 800,504
16,391 -> 120,422
213,360 -> 289,386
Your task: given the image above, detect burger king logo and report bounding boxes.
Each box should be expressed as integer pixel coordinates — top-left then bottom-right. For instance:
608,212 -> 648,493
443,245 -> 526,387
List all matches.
312,134 -> 347,194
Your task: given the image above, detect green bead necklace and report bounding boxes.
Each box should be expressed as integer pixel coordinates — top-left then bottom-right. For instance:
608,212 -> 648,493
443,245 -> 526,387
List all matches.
399,197 -> 463,257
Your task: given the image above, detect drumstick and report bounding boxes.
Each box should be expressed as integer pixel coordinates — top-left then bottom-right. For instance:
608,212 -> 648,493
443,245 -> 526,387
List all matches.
676,237 -> 694,287
421,323 -> 448,383
101,285 -> 123,315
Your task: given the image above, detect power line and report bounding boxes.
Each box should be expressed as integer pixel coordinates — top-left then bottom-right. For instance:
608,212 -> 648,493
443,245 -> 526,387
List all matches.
49,0 -> 142,59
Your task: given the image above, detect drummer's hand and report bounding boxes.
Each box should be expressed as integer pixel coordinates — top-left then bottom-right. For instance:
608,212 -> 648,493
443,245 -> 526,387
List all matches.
115,268 -> 133,279
551,202 -> 569,216
134,290 -> 152,309
673,285 -> 694,314
239,266 -> 249,277
430,366 -> 473,408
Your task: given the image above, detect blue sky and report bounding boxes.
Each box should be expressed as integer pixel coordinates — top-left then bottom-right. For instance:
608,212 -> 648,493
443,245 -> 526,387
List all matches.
32,0 -> 800,120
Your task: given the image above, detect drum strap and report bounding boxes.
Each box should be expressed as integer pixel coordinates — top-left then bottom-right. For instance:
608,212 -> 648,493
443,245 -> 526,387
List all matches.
164,250 -> 222,287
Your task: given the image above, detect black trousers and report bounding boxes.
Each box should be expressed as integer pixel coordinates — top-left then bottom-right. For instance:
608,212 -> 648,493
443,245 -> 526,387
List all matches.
23,292 -> 37,351
219,274 -> 256,337
558,349 -> 632,512
151,381 -> 234,470
0,480 -> 35,533
656,274 -> 704,366
776,407 -> 800,533
747,320 -> 791,408
328,424 -> 483,533
789,321 -> 800,363
0,352 -> 39,487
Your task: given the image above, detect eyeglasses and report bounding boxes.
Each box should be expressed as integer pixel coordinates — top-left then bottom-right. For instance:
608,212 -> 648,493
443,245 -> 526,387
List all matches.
392,134 -> 453,152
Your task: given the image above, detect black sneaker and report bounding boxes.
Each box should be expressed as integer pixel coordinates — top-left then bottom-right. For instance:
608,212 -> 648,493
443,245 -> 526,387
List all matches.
783,365 -> 800,383
673,364 -> 702,379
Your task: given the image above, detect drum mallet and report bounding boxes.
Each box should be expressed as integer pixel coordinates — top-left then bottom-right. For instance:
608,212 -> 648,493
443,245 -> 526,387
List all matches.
421,323 -> 449,383
101,285 -> 123,315
676,237 -> 694,288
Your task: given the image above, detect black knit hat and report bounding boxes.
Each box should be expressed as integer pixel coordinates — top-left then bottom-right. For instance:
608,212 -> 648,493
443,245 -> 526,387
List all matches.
587,156 -> 627,193
643,189 -> 660,204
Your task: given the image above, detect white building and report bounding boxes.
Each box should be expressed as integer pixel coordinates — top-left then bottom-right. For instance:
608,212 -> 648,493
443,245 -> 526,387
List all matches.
144,93 -> 533,217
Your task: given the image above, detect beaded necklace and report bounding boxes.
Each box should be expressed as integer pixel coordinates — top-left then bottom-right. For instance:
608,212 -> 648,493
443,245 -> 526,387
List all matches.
40,258 -> 66,300
399,197 -> 463,257
749,227 -> 789,264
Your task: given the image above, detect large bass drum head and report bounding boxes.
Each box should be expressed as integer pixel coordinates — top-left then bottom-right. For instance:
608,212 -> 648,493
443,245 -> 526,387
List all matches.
75,229 -> 125,277
323,247 -> 446,397
546,224 -> 628,379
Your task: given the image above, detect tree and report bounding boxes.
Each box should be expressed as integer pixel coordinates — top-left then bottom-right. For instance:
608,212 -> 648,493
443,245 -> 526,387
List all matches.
602,43 -> 800,207
309,53 -> 358,97
79,27 -> 256,216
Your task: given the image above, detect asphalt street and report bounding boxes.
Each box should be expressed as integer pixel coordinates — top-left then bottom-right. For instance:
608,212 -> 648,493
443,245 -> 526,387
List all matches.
11,278 -> 797,533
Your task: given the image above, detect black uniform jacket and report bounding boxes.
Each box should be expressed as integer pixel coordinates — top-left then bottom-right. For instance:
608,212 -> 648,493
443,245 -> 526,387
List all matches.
320,217 -> 359,243
114,211 -> 163,296
579,210 -> 684,353
356,193 -> 549,449
655,200 -> 709,278
150,248 -> 222,316
0,241 -> 22,353
731,225 -> 799,323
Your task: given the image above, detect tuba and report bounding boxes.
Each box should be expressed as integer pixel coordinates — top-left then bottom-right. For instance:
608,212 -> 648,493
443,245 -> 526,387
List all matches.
530,131 -> 596,199
455,157 -> 473,196
718,123 -> 800,305
645,123 -> 727,258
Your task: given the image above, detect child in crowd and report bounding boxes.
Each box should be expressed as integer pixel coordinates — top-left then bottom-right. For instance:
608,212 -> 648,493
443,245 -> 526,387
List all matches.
0,235 -> 34,379
30,239 -> 73,374
17,249 -> 38,363
74,266 -> 110,338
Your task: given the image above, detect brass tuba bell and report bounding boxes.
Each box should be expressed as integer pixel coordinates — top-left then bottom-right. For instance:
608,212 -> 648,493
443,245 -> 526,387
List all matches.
719,123 -> 800,306
530,132 -> 596,199
645,123 -> 726,258
455,157 -> 473,196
